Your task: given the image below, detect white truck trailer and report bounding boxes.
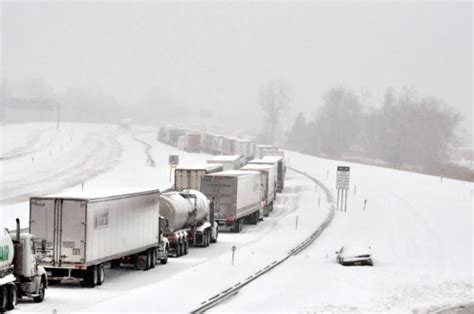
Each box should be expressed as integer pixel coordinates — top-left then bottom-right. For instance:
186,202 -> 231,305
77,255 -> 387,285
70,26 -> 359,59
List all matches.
207,155 -> 241,171
248,158 -> 281,193
262,155 -> 286,192
160,190 -> 218,257
240,163 -> 276,216
29,188 -> 169,288
201,170 -> 262,232
256,144 -> 278,159
174,164 -> 224,191
1,219 -> 48,312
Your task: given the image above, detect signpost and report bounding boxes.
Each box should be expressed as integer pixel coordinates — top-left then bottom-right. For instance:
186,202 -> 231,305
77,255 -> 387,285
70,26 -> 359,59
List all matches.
336,166 -> 350,212
169,154 -> 179,182
231,245 -> 236,266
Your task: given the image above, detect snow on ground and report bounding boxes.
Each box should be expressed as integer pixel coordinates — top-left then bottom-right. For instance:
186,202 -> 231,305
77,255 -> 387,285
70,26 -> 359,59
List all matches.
4,124 -> 330,313
4,123 -> 471,312
0,123 -> 123,208
212,150 -> 473,312
0,123 -> 58,159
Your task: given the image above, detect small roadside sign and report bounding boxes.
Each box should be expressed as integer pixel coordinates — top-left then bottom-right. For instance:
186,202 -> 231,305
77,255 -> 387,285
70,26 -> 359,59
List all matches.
336,166 -> 350,190
169,155 -> 179,166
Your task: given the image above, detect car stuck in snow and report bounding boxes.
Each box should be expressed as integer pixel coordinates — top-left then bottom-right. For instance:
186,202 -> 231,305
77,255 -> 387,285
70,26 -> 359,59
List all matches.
336,244 -> 374,266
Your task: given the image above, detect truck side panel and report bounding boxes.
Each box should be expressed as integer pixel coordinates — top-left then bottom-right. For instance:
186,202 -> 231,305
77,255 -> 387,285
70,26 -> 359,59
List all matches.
235,175 -> 261,216
86,193 -> 159,264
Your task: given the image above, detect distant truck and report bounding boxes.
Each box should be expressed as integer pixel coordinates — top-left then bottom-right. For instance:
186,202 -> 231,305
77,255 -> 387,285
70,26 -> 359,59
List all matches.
249,157 -> 285,193
207,155 -> 241,171
160,190 -> 218,257
183,132 -> 202,152
201,170 -> 262,232
1,219 -> 47,312
240,163 -> 276,216
256,144 -> 278,159
175,164 -> 224,191
29,189 -> 169,288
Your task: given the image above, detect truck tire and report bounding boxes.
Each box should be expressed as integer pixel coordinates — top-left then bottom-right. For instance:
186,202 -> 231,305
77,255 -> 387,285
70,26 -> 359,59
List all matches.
0,286 -> 7,312
83,265 -> 98,288
97,264 -> 105,286
210,228 -> 218,243
150,249 -> 156,269
33,279 -> 46,302
6,284 -> 17,310
184,240 -> 188,255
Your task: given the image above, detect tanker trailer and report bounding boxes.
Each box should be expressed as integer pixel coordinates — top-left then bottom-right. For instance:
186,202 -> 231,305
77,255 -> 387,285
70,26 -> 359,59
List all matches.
160,190 -> 218,257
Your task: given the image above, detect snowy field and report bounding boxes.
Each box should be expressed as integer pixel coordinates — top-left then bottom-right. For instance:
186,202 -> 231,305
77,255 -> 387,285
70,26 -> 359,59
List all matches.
1,122 -> 472,313
212,151 -> 473,312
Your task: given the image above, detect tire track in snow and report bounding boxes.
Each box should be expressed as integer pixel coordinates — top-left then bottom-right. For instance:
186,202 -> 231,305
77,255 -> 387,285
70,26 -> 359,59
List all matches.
0,129 -> 123,205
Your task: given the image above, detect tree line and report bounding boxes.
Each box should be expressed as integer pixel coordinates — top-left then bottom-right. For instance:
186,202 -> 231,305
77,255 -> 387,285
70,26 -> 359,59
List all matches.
282,86 -> 461,170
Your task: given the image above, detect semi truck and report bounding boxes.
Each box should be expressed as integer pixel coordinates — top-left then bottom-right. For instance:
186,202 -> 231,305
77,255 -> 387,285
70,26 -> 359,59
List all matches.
256,144 -> 278,159
29,188 -> 169,288
160,190 -> 218,257
240,163 -> 276,216
183,132 -> 201,153
207,155 -> 241,171
262,155 -> 286,192
248,158 -> 283,193
175,164 -> 224,191
1,219 -> 47,312
201,170 -> 262,233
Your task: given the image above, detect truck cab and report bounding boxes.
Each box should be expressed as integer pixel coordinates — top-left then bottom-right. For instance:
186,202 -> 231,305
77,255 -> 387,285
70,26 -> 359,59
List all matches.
10,231 -> 48,301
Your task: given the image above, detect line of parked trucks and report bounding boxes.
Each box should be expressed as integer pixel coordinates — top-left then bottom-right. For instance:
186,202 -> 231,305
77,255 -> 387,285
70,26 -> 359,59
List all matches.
0,126 -> 286,311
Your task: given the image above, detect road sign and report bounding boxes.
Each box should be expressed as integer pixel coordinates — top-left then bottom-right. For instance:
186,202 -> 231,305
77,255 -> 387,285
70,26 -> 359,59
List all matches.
169,155 -> 179,166
336,166 -> 350,190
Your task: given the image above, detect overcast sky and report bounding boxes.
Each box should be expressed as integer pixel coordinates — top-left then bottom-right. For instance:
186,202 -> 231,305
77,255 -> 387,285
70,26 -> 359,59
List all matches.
1,1 -> 472,138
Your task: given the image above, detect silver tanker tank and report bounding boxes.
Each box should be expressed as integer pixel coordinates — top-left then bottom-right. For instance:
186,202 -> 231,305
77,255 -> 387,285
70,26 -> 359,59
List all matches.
160,190 -> 210,232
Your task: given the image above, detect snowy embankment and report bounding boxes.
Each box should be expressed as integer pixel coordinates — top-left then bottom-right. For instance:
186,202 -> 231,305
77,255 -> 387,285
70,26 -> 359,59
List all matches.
212,151 -> 473,312
0,123 -> 124,227
0,123 -> 58,160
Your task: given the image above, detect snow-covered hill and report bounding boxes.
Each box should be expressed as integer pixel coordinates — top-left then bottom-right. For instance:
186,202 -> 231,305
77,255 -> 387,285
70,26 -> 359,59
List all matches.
212,151 -> 473,312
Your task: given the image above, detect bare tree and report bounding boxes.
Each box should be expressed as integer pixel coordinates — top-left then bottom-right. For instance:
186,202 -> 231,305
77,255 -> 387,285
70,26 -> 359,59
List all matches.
314,87 -> 362,157
258,81 -> 290,145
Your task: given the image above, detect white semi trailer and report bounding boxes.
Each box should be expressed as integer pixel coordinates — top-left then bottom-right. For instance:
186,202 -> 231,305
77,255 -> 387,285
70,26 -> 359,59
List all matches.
160,190 -> 218,257
174,164 -> 224,191
1,219 -> 47,312
240,163 -> 276,216
207,155 -> 241,171
201,170 -> 262,232
248,158 -> 281,193
29,188 -> 169,288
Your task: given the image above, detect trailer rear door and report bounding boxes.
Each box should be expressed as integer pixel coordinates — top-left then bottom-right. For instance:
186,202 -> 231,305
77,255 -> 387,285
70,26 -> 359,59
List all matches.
30,198 -> 86,266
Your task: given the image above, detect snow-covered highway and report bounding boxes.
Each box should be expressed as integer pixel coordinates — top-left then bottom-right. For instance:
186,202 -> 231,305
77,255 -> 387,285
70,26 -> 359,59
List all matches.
1,124 -> 333,313
1,123 -> 471,312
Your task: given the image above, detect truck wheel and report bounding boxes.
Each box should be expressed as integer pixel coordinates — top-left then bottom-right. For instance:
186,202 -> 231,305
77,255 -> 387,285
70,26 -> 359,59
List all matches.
150,249 -> 156,269
211,229 -> 218,243
0,286 -> 7,312
184,241 -> 189,255
83,266 -> 97,288
175,243 -> 181,257
6,284 -> 17,310
97,264 -> 105,286
33,279 -> 46,302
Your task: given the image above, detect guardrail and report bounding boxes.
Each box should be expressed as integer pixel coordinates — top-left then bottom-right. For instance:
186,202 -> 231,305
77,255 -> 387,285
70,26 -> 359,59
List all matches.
132,132 -> 155,167
191,167 -> 336,313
